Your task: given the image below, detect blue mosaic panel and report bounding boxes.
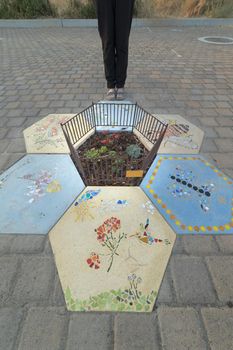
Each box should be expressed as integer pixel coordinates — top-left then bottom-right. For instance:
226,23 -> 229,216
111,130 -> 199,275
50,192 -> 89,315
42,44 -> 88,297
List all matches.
0,155 -> 85,234
141,155 -> 233,234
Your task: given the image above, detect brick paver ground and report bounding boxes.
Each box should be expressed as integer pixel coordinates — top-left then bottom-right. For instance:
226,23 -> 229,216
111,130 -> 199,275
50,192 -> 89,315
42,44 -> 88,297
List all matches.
0,25 -> 233,350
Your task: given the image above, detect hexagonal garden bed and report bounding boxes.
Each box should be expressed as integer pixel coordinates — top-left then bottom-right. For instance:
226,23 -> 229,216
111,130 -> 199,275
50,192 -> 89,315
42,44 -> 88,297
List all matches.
61,102 -> 168,186
1,100 -> 231,313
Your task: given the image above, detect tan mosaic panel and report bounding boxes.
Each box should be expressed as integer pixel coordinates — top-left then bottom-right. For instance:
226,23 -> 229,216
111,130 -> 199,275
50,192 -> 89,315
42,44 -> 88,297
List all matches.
134,114 -> 204,154
23,114 -> 75,154
49,186 -> 176,312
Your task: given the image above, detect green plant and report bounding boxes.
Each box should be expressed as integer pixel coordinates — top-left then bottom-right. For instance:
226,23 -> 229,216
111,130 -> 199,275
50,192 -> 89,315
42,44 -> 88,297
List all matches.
65,0 -> 96,18
84,146 -> 109,160
112,158 -> 124,175
126,144 -> 143,159
79,0 -> 96,18
99,146 -> 108,155
210,0 -> 233,17
0,0 -> 54,19
84,148 -> 100,160
108,150 -> 117,158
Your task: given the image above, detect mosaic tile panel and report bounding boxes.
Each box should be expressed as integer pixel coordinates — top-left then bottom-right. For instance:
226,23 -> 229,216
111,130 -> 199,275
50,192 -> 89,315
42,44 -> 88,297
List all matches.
23,114 -> 75,153
141,155 -> 233,234
0,155 -> 85,234
49,187 -> 175,312
135,114 -> 204,154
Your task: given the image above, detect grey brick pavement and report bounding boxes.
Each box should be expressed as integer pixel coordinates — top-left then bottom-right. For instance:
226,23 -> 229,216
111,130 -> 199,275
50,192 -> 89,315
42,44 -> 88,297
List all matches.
0,25 -> 233,349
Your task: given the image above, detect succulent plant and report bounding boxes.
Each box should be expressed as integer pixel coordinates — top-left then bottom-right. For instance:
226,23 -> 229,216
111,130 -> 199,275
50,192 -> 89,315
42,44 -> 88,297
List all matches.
126,144 -> 142,159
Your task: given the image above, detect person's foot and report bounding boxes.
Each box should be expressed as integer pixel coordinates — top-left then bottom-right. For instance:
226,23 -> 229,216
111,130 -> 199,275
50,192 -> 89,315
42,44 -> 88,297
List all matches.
106,88 -> 116,101
116,88 -> 125,100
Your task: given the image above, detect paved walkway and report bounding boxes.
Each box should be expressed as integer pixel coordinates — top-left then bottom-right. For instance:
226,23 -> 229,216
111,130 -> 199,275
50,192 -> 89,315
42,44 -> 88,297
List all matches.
0,25 -> 233,350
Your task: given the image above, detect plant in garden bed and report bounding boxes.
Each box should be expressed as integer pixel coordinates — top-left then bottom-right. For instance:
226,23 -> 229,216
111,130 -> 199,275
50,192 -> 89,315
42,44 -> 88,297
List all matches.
84,146 -> 109,160
126,144 -> 143,159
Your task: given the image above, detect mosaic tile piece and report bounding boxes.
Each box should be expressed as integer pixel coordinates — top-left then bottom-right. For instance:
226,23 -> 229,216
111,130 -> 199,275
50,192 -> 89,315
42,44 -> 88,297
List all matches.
23,114 -> 75,153
135,114 -> 204,154
49,187 -> 175,312
0,155 -> 85,234
141,155 -> 233,234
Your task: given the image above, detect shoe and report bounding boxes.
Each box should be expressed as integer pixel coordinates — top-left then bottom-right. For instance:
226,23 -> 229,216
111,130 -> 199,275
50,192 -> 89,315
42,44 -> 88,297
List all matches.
116,88 -> 125,100
106,88 -> 116,101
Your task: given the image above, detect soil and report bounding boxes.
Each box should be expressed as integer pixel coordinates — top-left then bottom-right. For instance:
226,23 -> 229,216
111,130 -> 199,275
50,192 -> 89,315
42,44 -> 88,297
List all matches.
76,131 -> 149,186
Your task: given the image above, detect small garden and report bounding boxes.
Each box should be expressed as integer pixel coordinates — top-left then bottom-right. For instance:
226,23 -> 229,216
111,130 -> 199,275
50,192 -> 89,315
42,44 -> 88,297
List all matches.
77,131 -> 149,186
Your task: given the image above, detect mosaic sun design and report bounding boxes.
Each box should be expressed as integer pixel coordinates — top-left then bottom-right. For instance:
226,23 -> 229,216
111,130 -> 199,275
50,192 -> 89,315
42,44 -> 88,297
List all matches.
73,189 -> 101,221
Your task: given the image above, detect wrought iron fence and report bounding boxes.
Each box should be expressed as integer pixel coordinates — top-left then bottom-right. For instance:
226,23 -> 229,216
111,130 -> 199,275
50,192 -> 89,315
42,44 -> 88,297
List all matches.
61,102 -> 168,185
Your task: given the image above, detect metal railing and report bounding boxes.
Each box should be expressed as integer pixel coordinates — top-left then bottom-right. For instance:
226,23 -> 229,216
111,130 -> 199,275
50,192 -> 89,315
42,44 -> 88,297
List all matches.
61,102 -> 168,185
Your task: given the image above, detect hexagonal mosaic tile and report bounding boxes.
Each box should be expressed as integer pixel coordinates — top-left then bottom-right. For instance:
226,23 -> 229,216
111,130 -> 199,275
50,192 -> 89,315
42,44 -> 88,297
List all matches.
135,114 -> 204,153
23,114 -> 75,153
0,154 -> 84,234
141,155 -> 233,234
49,187 -> 176,312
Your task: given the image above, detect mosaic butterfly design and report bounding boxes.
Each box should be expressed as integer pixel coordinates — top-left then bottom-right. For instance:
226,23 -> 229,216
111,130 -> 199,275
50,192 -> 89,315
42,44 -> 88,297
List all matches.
167,166 -> 215,212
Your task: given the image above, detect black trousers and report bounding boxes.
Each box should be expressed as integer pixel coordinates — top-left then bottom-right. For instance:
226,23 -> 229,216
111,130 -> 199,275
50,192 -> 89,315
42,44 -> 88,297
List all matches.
96,0 -> 135,89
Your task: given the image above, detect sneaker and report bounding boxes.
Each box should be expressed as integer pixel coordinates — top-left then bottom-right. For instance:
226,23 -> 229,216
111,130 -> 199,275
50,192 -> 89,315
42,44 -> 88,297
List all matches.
116,88 -> 125,100
106,88 -> 116,101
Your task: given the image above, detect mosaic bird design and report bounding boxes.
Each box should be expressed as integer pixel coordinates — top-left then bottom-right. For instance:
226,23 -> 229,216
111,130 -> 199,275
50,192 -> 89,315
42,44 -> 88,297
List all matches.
167,166 -> 215,212
130,219 -> 165,245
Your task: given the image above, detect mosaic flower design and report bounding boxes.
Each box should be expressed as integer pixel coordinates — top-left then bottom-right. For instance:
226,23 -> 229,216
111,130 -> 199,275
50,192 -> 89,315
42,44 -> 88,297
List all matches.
95,217 -> 126,272
86,252 -> 101,269
33,115 -> 71,150
65,274 -> 157,312
19,169 -> 61,203
130,219 -> 170,246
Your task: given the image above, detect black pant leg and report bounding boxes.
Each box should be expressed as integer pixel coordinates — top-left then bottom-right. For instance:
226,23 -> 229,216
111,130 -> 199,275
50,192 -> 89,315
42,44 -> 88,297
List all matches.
115,0 -> 134,88
96,0 -> 116,89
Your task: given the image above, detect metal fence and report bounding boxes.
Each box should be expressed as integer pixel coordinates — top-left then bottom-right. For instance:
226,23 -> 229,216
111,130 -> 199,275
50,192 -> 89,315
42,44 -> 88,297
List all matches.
61,102 -> 168,185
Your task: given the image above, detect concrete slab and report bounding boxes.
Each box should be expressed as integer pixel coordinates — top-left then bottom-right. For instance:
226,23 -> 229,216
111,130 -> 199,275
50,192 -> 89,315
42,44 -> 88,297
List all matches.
49,186 -> 175,312
0,154 -> 84,234
141,155 -> 233,234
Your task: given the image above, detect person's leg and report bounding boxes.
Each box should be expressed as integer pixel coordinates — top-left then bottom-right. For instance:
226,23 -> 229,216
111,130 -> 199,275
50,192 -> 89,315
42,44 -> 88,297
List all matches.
96,0 -> 116,89
115,0 -> 135,89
